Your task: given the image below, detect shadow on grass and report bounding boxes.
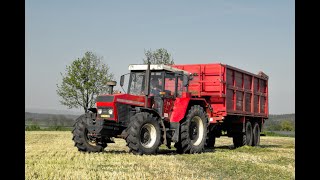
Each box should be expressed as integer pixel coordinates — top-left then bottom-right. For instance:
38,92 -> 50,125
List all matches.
158,149 -> 178,155
101,144 -> 282,155
104,150 -> 128,154
259,144 -> 282,148
213,145 -> 234,150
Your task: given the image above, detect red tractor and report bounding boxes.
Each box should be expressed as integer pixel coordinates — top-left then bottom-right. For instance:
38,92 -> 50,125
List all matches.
72,63 -> 269,155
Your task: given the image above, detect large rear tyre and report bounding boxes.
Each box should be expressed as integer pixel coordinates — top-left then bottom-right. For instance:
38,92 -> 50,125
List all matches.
233,121 -> 253,148
174,142 -> 183,154
176,105 -> 208,154
252,122 -> 260,146
126,112 -> 161,155
72,114 -> 106,152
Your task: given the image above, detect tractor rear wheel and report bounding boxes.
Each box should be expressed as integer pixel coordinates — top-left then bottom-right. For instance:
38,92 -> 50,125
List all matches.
176,105 -> 208,154
252,122 -> 260,146
72,114 -> 106,152
125,112 -> 161,155
174,142 -> 183,154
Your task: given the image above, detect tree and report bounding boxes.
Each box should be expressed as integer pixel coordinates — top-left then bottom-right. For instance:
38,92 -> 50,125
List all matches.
280,120 -> 294,131
57,51 -> 114,113
142,48 -> 175,65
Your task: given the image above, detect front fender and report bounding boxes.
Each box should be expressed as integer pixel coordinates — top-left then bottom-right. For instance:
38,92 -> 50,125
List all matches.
137,107 -> 161,118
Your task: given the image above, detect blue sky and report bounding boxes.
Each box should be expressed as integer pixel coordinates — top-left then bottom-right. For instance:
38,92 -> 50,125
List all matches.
25,0 -> 294,114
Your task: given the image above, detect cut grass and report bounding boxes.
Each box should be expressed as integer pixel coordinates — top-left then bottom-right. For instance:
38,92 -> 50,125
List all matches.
25,131 -> 295,179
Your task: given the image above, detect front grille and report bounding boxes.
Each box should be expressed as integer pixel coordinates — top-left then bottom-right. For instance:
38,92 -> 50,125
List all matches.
96,95 -> 114,102
116,103 -> 131,126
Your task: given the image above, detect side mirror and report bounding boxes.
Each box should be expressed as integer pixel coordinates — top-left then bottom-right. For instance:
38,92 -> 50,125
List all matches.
183,75 -> 189,87
120,75 -> 124,87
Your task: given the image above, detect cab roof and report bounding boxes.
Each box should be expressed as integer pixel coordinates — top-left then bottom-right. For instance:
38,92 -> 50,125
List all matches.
128,64 -> 190,75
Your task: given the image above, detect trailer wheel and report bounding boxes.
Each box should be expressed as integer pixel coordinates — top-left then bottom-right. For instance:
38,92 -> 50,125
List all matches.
233,133 -> 245,148
72,114 -> 106,152
245,121 -> 253,146
252,122 -> 260,146
233,121 -> 253,148
125,112 -> 161,155
177,105 -> 208,154
205,132 -> 216,148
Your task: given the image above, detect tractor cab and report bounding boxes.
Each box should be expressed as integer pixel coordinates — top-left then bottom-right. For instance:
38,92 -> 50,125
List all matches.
120,64 -> 191,118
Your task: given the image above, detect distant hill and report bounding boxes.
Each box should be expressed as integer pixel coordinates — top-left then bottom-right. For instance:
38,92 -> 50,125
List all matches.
25,112 -> 80,127
264,113 -> 295,131
25,107 -> 82,115
268,114 -> 295,122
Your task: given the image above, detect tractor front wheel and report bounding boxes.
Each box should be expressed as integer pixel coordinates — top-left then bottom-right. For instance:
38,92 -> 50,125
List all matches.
72,114 -> 106,152
125,112 -> 161,155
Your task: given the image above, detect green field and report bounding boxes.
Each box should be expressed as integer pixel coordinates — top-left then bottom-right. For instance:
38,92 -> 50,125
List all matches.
25,131 -> 295,179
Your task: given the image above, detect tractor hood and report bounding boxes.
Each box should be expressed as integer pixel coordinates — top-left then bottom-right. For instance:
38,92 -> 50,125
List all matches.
96,93 -> 147,107
95,93 -> 150,122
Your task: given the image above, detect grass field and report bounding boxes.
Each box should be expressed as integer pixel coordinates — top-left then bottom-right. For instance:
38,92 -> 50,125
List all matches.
25,131 -> 295,179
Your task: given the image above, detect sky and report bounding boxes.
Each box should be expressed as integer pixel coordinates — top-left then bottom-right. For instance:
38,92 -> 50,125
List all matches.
25,0 -> 294,115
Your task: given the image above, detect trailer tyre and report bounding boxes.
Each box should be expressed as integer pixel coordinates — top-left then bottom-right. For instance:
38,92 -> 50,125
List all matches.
233,121 -> 253,148
252,122 -> 260,146
205,132 -> 216,148
245,121 -> 253,146
72,114 -> 106,152
177,105 -> 208,154
125,112 -> 161,155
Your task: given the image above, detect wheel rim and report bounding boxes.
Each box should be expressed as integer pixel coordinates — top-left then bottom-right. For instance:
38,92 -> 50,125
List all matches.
190,116 -> 204,146
84,128 -> 97,146
140,123 -> 157,148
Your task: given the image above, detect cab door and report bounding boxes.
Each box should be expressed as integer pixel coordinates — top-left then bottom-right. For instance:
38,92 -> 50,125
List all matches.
163,72 -> 186,120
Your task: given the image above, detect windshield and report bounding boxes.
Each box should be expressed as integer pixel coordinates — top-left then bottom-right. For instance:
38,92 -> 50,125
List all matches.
128,72 -> 145,95
128,71 -> 164,96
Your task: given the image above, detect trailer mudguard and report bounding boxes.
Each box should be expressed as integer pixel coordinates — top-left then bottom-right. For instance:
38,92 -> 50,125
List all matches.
170,98 -> 190,122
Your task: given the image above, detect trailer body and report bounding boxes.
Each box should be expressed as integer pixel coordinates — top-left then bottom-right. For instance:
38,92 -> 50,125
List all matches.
172,63 -> 268,123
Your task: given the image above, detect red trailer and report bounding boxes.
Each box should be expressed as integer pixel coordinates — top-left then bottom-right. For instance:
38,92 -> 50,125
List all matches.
172,63 -> 268,148
72,63 -> 269,154
172,63 -> 268,120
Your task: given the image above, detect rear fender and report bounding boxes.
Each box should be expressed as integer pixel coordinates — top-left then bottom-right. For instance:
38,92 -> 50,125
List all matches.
170,98 -> 190,122
170,98 -> 209,123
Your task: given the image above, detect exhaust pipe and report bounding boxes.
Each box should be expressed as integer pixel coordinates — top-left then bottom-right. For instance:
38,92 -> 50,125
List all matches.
144,59 -> 151,108
106,81 -> 117,94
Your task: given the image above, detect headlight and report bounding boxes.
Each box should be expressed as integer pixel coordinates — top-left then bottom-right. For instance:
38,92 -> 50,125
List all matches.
108,109 -> 113,115
97,109 -> 102,114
